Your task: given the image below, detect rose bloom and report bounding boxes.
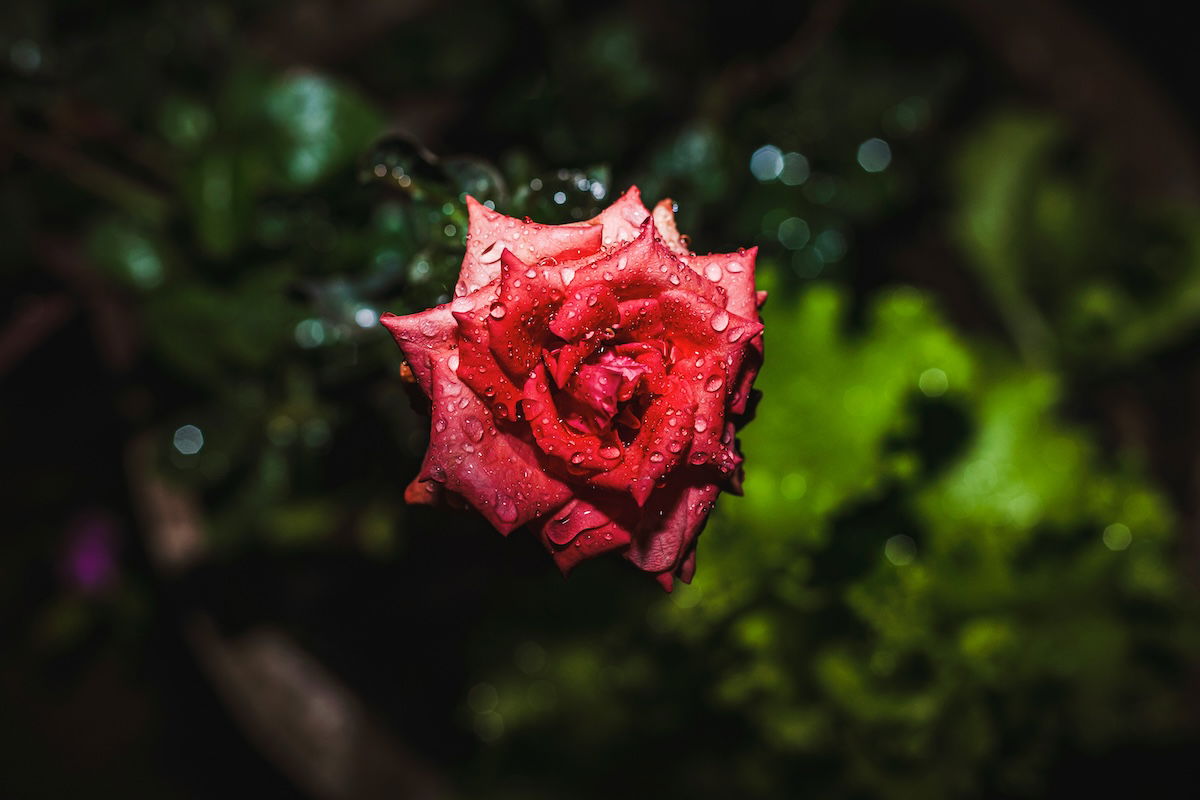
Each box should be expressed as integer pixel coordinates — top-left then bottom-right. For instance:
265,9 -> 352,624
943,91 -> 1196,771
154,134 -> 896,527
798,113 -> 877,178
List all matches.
382,187 -> 763,589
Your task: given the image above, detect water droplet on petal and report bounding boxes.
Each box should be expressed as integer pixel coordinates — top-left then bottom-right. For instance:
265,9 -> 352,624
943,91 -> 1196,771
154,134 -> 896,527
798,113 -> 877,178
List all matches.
448,354 -> 461,371
495,492 -> 518,523
668,441 -> 683,453
490,304 -> 507,319
562,267 -> 576,285
525,268 -> 537,279
649,451 -> 665,463
570,452 -> 585,465
727,261 -> 744,273
669,274 -> 681,285
705,375 -> 724,392
727,329 -> 744,343
710,311 -> 730,332
599,445 -> 621,459
458,417 -> 482,441
689,452 -> 709,465
704,263 -> 722,282
694,418 -> 708,433
434,418 -> 447,433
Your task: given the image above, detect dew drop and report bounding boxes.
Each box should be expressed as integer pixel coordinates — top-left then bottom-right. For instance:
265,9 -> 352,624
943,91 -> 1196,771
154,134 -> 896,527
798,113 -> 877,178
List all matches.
599,445 -> 621,459
490,304 -> 507,319
649,452 -> 665,463
570,452 -> 585,465
462,417 -> 487,442
704,263 -> 722,282
668,274 -> 681,285
689,451 -> 709,465
434,418 -> 447,433
727,261 -> 744,273
603,271 -> 614,281
525,268 -> 537,279
694,418 -> 708,433
709,311 -> 730,332
448,354 -> 461,371
705,375 -> 724,392
429,465 -> 447,482
668,441 -> 683,453
587,295 -> 599,307
727,329 -> 744,343
495,492 -> 518,523
562,267 -> 576,285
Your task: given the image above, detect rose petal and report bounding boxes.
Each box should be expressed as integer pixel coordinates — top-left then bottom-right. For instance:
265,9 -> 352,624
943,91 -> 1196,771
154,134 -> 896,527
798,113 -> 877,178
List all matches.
523,363 -> 621,471
570,221 -> 728,309
652,198 -> 691,256
549,284 -> 620,341
487,249 -> 564,378
625,471 -> 719,575
455,196 -> 603,296
544,338 -> 601,388
451,307 -> 524,422
588,382 -> 696,505
686,247 -> 759,319
535,494 -> 642,574
416,343 -> 571,533
588,185 -> 651,246
617,298 -> 666,340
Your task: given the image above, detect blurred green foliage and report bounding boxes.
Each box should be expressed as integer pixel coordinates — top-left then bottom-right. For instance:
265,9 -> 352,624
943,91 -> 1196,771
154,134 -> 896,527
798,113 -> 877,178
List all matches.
470,285 -> 1190,798
4,1 -> 1200,797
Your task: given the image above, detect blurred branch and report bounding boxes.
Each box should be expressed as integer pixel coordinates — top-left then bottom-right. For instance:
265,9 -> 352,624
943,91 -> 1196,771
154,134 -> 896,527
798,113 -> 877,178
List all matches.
0,121 -> 170,223
37,238 -> 139,372
0,294 -> 76,378
189,618 -> 449,800
126,434 -> 448,799
940,0 -> 1200,203
701,0 -> 849,121
252,0 -> 436,66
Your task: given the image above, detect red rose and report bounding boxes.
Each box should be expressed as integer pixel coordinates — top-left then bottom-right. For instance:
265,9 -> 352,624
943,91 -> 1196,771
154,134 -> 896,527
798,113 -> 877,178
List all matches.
381,187 -> 764,589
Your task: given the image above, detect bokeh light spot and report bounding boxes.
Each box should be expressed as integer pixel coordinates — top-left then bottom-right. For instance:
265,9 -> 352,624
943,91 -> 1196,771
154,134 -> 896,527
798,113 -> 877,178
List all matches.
884,534 -> 916,566
1103,523 -> 1132,551
780,152 -> 810,186
857,138 -> 892,172
918,368 -> 949,397
173,424 -> 204,455
750,145 -> 784,181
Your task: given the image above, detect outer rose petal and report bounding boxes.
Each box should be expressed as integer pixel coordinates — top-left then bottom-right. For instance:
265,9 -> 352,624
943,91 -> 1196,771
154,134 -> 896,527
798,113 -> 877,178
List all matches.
535,496 -> 634,573
455,196 -> 604,296
652,198 -> 691,256
570,221 -> 728,309
417,352 -> 572,533
589,186 -> 652,246
625,471 -> 720,582
381,305 -> 461,397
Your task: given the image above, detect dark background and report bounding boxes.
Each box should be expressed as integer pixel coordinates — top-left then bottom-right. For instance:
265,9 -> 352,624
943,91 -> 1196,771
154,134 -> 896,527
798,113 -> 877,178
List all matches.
4,1 -> 1200,797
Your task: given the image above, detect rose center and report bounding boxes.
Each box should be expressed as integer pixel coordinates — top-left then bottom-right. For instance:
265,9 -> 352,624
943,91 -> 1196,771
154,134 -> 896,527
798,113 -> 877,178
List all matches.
554,350 -> 650,437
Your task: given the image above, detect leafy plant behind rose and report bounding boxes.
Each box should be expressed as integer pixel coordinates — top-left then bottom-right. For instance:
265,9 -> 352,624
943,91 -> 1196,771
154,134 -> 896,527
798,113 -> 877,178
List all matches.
465,283 -> 1193,799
